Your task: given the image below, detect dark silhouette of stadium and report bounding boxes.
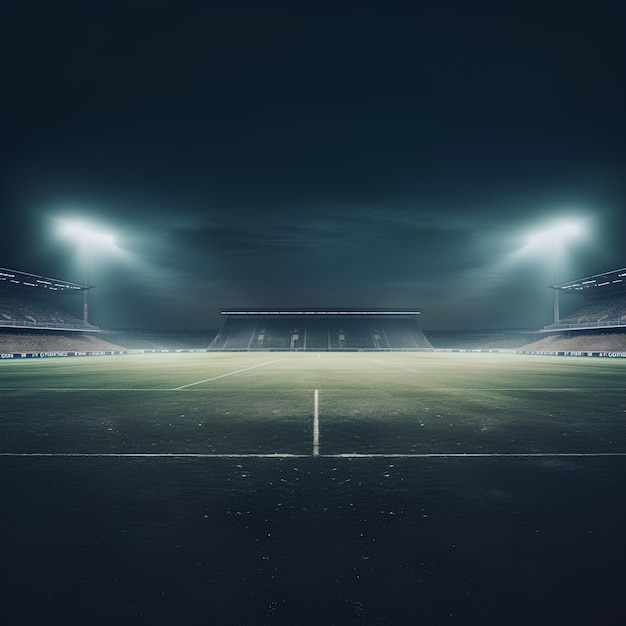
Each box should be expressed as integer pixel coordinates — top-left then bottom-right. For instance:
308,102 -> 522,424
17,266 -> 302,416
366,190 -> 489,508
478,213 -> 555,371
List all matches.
3,265 -> 626,353
545,267 -> 626,331
208,309 -> 433,351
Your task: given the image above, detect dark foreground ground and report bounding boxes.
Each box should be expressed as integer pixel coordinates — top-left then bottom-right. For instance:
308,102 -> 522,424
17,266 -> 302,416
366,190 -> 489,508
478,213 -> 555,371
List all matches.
2,456 -> 625,625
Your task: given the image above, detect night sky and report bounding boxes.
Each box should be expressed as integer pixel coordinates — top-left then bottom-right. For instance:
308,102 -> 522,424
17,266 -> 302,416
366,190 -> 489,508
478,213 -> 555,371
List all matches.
2,1 -> 624,331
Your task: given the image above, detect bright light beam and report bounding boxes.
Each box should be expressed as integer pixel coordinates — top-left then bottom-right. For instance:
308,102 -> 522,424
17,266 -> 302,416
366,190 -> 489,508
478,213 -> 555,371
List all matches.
528,220 -> 583,246
57,219 -> 116,246
527,218 -> 587,324
56,218 -> 117,324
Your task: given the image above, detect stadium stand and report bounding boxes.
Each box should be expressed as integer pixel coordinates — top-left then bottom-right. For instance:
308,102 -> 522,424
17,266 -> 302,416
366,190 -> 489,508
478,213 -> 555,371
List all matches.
0,267 -> 125,353
0,330 -> 125,353
0,294 -> 89,328
516,266 -> 626,352
209,309 -> 433,351
549,294 -> 626,328
519,330 -> 626,352
0,268 -> 217,352
426,330 -> 542,350
544,267 -> 626,331
381,317 -> 433,349
303,318 -> 330,350
217,318 -> 258,350
0,267 -> 93,331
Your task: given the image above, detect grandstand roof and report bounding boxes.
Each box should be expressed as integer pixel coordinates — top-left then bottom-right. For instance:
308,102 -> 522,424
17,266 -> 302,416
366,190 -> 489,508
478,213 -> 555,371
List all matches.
0,268 -> 87,294
553,267 -> 626,294
221,308 -> 421,316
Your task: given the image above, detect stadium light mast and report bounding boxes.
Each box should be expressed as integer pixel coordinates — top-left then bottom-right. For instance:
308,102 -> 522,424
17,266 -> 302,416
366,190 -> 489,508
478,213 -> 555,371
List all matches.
58,221 -> 115,324
528,221 -> 582,324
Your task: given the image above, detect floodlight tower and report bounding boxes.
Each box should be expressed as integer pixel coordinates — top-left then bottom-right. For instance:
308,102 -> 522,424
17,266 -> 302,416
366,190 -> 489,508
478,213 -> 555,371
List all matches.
529,221 -> 582,324
58,221 -> 115,324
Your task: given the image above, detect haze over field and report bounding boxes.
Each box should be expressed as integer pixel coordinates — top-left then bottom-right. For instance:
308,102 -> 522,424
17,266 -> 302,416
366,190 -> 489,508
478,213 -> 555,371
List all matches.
2,1 -> 624,330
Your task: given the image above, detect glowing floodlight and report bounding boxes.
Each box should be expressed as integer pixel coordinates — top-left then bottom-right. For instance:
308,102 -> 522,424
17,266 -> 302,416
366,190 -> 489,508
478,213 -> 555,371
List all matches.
528,219 -> 586,324
56,219 -> 117,324
58,220 -> 115,245
528,220 -> 583,246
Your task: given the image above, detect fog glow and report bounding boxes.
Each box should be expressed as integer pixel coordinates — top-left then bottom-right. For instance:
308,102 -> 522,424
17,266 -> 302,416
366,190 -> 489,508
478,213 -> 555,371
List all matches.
57,219 -> 116,246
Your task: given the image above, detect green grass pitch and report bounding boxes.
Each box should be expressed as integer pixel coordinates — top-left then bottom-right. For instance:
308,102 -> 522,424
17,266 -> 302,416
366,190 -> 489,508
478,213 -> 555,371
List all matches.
3,351 -> 626,625
2,351 -> 626,457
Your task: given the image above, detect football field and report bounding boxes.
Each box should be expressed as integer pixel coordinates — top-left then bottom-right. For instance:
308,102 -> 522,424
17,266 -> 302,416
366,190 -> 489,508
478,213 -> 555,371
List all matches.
2,351 -> 626,624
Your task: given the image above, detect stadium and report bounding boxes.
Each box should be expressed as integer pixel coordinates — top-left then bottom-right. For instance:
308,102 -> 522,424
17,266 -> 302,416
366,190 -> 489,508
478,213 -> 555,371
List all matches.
208,308 -> 433,351
521,266 -> 626,353
3,263 -> 626,355
0,267 -> 214,354
2,264 -> 626,625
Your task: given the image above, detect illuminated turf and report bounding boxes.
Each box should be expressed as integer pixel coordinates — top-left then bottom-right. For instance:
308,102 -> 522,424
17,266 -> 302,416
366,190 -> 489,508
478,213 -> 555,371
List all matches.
3,351 -> 626,624
1,351 -> 626,456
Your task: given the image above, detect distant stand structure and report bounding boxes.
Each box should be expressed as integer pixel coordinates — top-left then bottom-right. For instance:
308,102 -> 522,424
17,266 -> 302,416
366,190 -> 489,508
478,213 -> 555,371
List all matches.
208,309 -> 433,351
542,267 -> 626,333
0,267 -> 132,353
0,267 -> 96,332
518,266 -> 626,352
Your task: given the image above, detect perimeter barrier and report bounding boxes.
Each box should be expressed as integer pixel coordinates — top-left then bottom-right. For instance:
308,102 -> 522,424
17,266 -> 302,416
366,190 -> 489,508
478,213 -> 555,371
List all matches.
2,348 -> 626,359
0,348 -> 208,359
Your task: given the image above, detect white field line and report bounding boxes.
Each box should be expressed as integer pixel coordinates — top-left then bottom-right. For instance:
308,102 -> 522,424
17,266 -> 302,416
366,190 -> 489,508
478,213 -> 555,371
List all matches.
0,387 -> 183,393
173,359 -> 286,390
325,452 -> 626,458
313,389 -> 320,457
2,386 -> 626,393
1,452 -> 626,459
0,453 -> 309,458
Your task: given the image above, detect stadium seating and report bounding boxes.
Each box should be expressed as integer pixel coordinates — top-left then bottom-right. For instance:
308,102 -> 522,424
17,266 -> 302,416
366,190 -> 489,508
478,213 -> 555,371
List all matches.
211,318 -> 257,350
520,330 -> 626,352
379,318 -> 432,349
209,313 -> 433,351
0,293 -> 89,329
0,331 -> 124,353
424,330 -> 543,350
303,319 -> 331,350
252,319 -> 297,350
551,294 -> 626,328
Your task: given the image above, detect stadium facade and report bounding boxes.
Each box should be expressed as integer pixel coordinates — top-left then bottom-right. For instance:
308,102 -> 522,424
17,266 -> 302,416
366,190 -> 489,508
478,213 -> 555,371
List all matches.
208,309 -> 433,351
544,267 -> 626,332
0,267 -> 96,332
0,267 -> 216,354
4,263 -> 626,354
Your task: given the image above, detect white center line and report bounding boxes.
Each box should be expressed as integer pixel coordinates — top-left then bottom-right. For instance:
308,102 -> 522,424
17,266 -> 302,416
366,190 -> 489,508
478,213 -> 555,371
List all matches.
1,452 -> 625,459
173,359 -> 286,390
313,389 -> 320,456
